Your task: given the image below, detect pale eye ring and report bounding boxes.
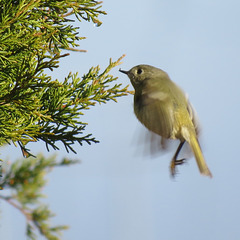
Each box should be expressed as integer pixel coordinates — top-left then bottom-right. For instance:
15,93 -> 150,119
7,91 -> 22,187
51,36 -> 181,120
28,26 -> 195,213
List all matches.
137,68 -> 143,74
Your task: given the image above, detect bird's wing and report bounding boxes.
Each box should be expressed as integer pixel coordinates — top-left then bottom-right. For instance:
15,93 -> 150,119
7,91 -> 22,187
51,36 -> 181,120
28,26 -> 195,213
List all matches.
134,90 -> 175,139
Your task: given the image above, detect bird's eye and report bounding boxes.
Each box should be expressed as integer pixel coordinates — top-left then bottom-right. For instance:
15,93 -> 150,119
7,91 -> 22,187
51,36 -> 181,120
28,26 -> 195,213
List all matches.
137,68 -> 143,74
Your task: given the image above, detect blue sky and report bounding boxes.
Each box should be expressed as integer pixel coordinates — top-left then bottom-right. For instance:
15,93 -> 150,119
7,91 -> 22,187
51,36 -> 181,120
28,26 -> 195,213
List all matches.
1,0 -> 240,239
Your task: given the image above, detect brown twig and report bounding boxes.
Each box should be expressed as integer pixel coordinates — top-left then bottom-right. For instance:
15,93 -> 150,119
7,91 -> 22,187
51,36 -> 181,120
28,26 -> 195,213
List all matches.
0,195 -> 32,221
64,47 -> 87,52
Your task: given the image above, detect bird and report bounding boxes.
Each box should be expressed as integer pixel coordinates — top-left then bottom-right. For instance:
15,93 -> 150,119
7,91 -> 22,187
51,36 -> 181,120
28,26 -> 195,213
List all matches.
119,64 -> 212,177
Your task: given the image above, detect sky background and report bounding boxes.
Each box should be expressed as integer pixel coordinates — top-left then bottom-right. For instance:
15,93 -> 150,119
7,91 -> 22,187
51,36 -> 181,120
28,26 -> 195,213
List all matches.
1,0 -> 240,239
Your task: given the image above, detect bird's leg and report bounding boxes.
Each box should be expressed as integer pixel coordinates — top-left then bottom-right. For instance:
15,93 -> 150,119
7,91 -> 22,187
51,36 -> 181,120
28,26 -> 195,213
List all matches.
170,141 -> 186,177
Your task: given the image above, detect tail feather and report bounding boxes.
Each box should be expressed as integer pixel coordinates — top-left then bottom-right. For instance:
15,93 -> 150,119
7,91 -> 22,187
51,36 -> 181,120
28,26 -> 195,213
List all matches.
181,127 -> 212,177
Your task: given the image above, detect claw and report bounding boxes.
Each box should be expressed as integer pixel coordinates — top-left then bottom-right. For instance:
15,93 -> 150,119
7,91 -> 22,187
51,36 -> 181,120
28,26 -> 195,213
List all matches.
170,158 -> 186,177
174,158 -> 186,165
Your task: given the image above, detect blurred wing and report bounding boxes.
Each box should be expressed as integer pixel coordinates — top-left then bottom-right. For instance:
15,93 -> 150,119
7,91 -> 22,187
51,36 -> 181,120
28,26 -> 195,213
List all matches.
134,127 -> 177,158
134,126 -> 193,160
134,91 -> 174,139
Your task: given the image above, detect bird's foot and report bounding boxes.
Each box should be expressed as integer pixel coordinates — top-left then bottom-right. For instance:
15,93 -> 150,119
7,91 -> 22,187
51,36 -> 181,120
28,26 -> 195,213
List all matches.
170,158 -> 186,177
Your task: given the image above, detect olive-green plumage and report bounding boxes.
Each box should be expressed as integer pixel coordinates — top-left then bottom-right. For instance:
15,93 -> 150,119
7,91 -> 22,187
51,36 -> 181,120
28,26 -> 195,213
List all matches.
120,65 -> 212,177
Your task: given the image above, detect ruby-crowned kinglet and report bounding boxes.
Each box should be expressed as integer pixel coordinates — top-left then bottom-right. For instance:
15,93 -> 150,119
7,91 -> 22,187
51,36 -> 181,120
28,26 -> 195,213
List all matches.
119,65 -> 212,177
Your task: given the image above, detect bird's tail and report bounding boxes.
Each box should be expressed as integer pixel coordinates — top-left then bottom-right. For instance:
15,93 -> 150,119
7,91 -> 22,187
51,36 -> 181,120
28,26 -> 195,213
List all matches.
182,127 -> 212,177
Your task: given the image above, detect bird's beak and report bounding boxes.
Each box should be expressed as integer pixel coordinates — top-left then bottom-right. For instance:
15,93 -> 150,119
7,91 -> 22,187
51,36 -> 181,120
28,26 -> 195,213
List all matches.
119,68 -> 129,75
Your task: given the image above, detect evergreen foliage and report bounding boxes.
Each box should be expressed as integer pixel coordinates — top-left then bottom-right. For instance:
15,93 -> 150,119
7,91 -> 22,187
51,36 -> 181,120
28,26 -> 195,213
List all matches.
0,0 -> 129,239
0,155 -> 77,239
